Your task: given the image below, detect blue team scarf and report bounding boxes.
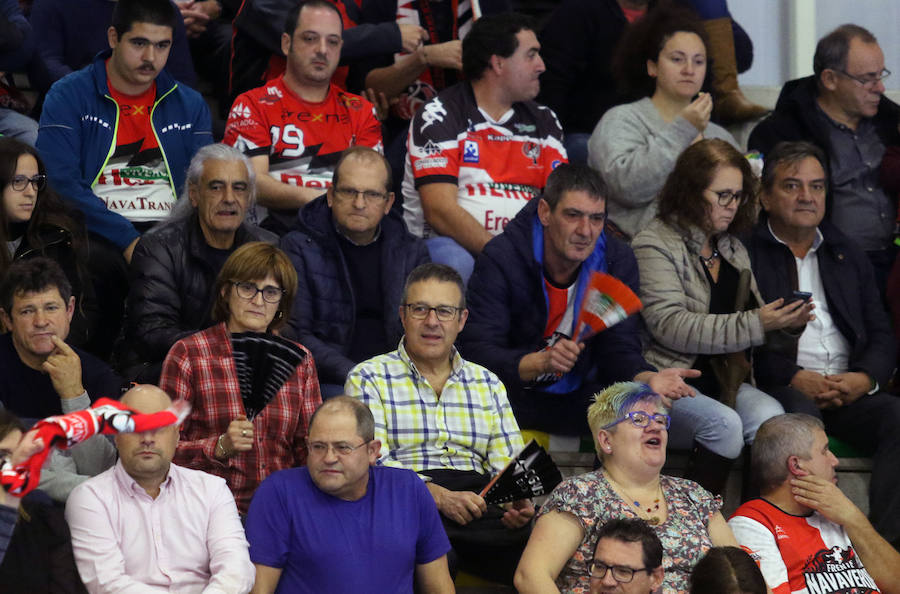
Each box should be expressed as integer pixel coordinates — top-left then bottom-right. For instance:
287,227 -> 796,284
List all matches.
531,212 -> 607,394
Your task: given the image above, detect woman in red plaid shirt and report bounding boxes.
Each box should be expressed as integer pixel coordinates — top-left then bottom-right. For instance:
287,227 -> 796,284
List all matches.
159,242 -> 322,513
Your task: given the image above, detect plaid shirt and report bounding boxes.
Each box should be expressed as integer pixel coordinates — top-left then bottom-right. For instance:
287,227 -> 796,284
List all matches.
345,340 -> 523,476
160,323 -> 321,512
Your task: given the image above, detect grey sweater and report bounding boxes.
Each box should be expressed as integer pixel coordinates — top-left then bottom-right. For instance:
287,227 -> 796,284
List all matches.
588,97 -> 738,239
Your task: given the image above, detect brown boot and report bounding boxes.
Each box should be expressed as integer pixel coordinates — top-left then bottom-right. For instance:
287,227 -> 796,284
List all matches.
704,17 -> 769,126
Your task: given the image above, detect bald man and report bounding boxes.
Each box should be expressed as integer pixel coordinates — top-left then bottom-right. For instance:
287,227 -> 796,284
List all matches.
65,385 -> 255,593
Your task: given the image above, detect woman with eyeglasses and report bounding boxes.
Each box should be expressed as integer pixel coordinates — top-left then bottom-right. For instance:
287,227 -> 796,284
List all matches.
0,137 -> 98,349
159,242 -> 322,513
587,4 -> 740,240
515,382 -> 741,594
631,138 -> 811,496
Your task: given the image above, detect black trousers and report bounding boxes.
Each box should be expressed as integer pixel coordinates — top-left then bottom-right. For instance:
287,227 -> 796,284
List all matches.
768,385 -> 900,543
420,469 -> 532,585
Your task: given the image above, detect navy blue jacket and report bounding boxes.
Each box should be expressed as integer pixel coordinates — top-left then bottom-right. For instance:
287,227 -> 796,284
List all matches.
36,51 -> 212,250
281,197 -> 429,385
746,215 -> 896,389
460,197 -> 654,397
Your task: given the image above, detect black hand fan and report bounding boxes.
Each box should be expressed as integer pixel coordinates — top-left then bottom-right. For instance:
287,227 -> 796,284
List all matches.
479,440 -> 563,505
231,332 -> 306,420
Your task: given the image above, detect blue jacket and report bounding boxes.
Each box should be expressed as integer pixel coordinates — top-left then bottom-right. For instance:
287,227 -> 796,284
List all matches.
746,215 -> 896,389
280,197 -> 429,385
36,51 -> 212,250
460,197 -> 654,397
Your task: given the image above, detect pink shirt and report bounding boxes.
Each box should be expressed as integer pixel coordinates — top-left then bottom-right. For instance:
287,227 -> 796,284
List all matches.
65,460 -> 254,593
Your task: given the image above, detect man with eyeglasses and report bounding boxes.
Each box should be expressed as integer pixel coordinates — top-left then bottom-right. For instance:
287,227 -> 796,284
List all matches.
746,141 -> 900,548
281,147 -> 428,397
346,263 -> 534,585
588,519 -> 664,594
748,24 -> 900,296
121,144 -> 277,384
245,396 -> 454,593
224,0 -> 382,236
461,164 -> 697,437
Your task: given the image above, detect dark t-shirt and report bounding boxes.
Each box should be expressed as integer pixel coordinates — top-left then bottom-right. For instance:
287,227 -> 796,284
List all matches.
0,334 -> 124,420
338,233 -> 388,362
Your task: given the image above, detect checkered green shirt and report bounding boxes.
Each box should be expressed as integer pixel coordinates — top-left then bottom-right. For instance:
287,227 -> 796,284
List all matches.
345,340 -> 523,475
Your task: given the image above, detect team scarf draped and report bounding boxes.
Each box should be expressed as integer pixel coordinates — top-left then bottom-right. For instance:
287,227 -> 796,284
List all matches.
0,397 -> 191,497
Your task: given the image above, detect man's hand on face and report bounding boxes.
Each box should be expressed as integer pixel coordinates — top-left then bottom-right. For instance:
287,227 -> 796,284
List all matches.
427,483 -> 486,525
501,498 -> 535,529
791,475 -> 867,529
41,335 -> 85,400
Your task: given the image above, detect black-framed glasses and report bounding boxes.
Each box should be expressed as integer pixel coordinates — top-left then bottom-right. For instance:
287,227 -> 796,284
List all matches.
833,67 -> 891,87
601,410 -> 671,431
10,174 -> 47,192
403,303 -> 462,321
231,281 -> 285,303
333,186 -> 388,204
708,189 -> 746,207
307,439 -> 371,456
589,560 -> 652,583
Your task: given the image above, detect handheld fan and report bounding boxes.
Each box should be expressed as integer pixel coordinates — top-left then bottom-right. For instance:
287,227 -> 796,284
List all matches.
231,332 -> 306,420
573,271 -> 643,343
479,440 -> 563,505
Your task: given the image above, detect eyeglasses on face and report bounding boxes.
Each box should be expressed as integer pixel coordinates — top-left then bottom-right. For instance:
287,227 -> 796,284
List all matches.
833,67 -> 891,87
333,186 -> 388,204
10,174 -> 47,192
231,281 -> 285,304
307,440 -> 371,456
601,410 -> 671,431
589,561 -> 652,583
708,189 -> 746,207
403,303 -> 462,321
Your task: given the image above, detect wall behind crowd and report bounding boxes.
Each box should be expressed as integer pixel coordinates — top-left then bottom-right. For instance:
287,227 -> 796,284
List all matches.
731,0 -> 900,91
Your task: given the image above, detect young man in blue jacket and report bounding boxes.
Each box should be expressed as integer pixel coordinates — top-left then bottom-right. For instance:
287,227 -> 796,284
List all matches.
36,0 -> 212,358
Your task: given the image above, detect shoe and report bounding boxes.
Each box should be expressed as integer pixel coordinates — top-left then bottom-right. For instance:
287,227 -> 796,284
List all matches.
703,17 -> 769,126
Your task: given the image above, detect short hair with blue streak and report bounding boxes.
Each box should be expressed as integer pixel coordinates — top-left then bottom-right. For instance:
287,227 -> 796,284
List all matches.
587,382 -> 664,458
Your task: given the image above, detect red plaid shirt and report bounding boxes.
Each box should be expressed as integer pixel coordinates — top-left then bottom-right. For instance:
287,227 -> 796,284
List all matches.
160,323 -> 321,512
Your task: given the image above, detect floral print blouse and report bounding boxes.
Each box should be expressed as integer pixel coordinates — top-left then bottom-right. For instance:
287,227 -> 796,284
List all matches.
538,471 -> 721,593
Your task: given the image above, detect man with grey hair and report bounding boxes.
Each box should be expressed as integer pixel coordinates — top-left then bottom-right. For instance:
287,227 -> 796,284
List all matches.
121,143 -> 277,382
748,24 -> 900,294
729,413 -> 900,593
245,396 -> 454,593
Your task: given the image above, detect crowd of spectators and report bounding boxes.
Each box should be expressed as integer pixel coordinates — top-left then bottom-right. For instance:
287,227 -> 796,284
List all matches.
1,0 -> 899,591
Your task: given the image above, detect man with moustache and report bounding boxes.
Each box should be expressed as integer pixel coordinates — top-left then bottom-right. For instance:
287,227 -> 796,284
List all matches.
224,0 -> 382,236
729,414 -> 900,593
65,384 -> 255,593
746,141 -> 900,548
245,396 -> 454,593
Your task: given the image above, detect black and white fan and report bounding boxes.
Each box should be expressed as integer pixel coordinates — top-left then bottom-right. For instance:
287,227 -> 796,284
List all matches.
480,440 -> 563,505
231,332 -> 306,420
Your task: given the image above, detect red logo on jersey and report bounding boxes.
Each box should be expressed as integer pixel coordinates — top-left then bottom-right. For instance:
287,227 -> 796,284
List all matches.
523,141 -> 541,165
